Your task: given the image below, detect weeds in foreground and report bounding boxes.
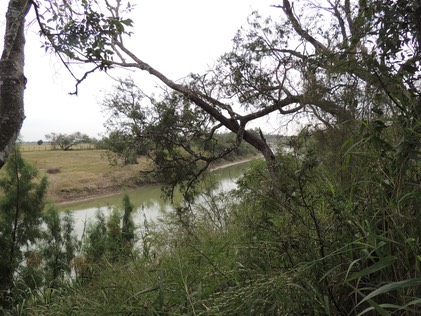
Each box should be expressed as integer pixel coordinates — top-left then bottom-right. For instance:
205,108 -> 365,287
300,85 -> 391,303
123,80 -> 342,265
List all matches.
2,117 -> 421,315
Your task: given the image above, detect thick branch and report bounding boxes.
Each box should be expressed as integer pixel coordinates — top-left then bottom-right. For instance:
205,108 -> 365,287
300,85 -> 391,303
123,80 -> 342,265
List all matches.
344,0 -> 354,34
328,0 -> 349,48
114,42 -> 281,181
282,0 -> 329,54
241,95 -> 301,122
282,1 -> 410,110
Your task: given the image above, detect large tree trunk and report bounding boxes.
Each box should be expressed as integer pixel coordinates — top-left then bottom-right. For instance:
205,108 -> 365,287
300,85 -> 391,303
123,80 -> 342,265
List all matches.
0,0 -> 31,169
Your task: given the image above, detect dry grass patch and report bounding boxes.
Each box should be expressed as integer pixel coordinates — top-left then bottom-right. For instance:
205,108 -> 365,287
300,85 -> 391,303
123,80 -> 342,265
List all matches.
21,150 -> 151,202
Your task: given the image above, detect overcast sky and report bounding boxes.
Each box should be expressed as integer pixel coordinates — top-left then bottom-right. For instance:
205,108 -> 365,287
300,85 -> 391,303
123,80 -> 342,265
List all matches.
1,1 -> 281,142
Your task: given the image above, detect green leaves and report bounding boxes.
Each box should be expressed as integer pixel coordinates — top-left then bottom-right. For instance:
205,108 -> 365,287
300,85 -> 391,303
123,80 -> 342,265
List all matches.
37,0 -> 135,76
0,147 -> 48,307
360,278 -> 421,305
354,278 -> 421,315
346,256 -> 397,282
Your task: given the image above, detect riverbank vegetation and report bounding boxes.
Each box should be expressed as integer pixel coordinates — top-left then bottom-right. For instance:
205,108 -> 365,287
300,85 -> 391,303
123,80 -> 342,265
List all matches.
2,120 -> 420,314
14,135 -> 258,203
1,0 -> 421,314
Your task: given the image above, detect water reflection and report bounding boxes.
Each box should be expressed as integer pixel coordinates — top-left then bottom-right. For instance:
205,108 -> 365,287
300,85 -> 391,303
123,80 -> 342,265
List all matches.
63,160 -> 255,237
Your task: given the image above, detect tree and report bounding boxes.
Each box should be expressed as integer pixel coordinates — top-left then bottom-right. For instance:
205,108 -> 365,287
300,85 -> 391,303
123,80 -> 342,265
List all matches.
100,131 -> 142,165
0,0 -> 32,168
83,195 -> 136,268
45,131 -> 91,151
102,79 -> 258,197
0,146 -> 47,308
34,0 -> 420,195
100,79 -> 152,164
121,194 -> 135,256
41,208 -> 76,286
0,0 -> 131,168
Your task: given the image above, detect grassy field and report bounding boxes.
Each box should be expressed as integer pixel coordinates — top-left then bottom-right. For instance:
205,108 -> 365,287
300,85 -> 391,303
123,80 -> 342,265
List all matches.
6,144 -> 257,204
19,149 -> 150,203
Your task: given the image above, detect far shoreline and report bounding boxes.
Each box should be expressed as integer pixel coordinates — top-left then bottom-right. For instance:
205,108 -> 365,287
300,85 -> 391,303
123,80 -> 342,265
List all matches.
56,156 -> 261,207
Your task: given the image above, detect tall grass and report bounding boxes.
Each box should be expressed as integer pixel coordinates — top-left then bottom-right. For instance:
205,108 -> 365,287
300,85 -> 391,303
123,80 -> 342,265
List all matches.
8,120 -> 421,315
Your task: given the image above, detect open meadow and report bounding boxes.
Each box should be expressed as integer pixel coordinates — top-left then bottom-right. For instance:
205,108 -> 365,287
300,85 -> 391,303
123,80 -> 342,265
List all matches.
19,147 -> 150,203
5,144 -> 257,204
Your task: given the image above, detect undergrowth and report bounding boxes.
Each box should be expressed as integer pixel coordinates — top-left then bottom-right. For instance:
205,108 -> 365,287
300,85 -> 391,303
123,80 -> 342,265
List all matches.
1,119 -> 420,315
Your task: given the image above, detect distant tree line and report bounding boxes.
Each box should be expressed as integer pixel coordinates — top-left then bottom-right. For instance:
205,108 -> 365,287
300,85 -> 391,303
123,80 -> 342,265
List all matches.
44,132 -> 95,151
95,130 -> 263,166
31,130 -> 269,164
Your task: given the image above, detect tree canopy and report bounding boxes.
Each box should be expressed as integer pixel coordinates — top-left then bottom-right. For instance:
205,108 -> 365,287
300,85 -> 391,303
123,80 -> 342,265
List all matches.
1,0 -> 420,180
45,131 -> 92,151
35,0 -> 420,195
0,1 -> 421,313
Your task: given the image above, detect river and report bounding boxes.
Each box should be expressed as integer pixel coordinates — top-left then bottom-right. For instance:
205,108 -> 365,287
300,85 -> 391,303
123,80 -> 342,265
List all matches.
59,159 -> 256,236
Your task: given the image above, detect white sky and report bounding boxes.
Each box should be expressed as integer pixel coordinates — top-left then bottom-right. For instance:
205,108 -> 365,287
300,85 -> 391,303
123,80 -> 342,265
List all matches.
1,0 -> 282,142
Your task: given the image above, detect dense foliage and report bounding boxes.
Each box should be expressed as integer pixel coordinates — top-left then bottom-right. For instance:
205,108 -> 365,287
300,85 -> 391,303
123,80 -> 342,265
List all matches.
0,0 -> 420,314
0,148 -> 77,311
1,129 -> 420,314
100,78 -> 257,186
0,148 -> 46,308
10,123 -> 420,314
